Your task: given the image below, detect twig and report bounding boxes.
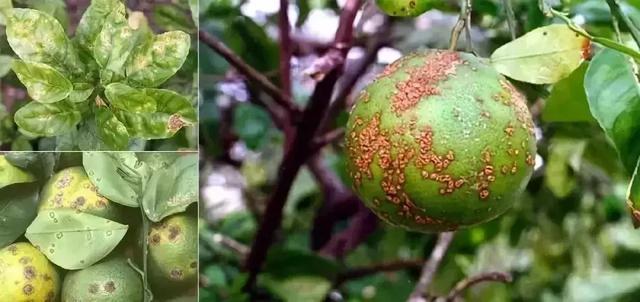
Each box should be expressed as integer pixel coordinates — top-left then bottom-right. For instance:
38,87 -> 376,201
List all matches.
407,232 -> 456,302
319,205 -> 378,258
198,30 -> 298,115
502,0 -> 517,40
311,128 -> 345,151
606,0 -> 640,47
337,259 -> 425,284
212,233 -> 250,257
279,0 -> 292,98
242,0 -> 363,291
444,272 -> 513,301
449,0 -> 473,51
140,207 -> 154,301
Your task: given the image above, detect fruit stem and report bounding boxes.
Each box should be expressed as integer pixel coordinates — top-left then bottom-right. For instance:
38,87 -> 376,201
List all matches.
140,207 -> 154,302
449,0 -> 474,54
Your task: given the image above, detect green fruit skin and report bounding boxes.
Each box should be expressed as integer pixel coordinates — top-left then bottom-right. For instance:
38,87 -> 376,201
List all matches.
39,167 -> 125,222
61,258 -> 143,302
345,50 -> 536,233
376,0 -> 434,17
148,214 -> 198,295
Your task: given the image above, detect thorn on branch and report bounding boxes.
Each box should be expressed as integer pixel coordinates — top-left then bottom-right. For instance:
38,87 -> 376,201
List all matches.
444,271 -> 513,301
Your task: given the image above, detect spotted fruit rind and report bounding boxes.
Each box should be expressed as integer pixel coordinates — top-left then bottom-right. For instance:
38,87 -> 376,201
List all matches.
61,258 -> 143,302
376,0 -> 433,17
148,214 -> 197,294
345,50 -> 536,233
39,167 -> 124,221
0,242 -> 60,302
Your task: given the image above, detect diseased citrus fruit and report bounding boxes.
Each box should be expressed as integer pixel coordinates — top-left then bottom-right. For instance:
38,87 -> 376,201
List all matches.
376,0 -> 433,17
0,242 -> 60,302
345,50 -> 536,232
61,258 -> 143,302
148,214 -> 197,294
39,167 -> 124,222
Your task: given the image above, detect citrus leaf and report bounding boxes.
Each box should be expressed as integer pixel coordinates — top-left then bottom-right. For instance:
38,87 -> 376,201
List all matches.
584,48 -> 640,173
68,83 -> 94,103
126,30 -> 191,88
105,83 -> 157,113
0,182 -> 39,249
0,155 -> 35,190
14,101 -> 81,137
82,152 -> 140,207
25,209 -> 128,270
75,0 -> 126,52
490,24 -> 590,84
5,152 -> 56,180
0,55 -> 13,77
542,64 -> 594,123
142,153 -> 197,222
11,60 -> 73,103
95,107 -> 130,150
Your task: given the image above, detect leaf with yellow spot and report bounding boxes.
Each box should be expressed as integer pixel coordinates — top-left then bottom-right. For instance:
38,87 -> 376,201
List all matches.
126,31 -> 191,88
11,60 -> 72,103
490,24 -> 590,84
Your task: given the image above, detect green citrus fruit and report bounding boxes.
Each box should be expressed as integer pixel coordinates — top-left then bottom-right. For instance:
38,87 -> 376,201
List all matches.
61,258 -> 143,302
39,167 -> 124,221
345,50 -> 536,232
148,214 -> 197,293
376,0 -> 434,17
0,242 -> 60,302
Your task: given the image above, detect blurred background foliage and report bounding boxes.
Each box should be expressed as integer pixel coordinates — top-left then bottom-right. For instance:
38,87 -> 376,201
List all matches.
0,0 -> 198,151
199,0 -> 640,301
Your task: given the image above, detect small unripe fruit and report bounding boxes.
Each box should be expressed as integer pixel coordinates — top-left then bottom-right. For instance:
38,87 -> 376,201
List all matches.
0,242 -> 60,302
376,0 -> 433,17
345,50 -> 536,232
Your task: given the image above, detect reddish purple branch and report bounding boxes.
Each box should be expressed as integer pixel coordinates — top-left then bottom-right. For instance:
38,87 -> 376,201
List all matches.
445,271 -> 513,301
279,0 -> 292,98
242,0 -> 363,291
337,259 -> 425,284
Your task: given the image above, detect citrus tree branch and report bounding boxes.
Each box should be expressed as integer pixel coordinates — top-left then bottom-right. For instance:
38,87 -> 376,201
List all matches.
444,271 -> 513,301
279,0 -> 293,98
198,30 -> 298,116
337,259 -> 425,284
407,232 -> 456,302
241,0 -> 363,291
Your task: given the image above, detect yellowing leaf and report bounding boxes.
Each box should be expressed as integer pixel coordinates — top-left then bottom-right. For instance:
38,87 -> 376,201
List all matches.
490,24 -> 590,84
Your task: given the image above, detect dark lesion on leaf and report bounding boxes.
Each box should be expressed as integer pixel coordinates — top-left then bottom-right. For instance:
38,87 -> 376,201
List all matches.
167,114 -> 186,132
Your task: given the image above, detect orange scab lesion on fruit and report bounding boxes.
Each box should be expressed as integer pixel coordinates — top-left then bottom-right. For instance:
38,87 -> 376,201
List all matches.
474,148 -> 496,200
359,90 -> 371,103
504,123 -> 515,137
525,152 -> 535,166
346,113 -> 390,188
390,51 -> 461,114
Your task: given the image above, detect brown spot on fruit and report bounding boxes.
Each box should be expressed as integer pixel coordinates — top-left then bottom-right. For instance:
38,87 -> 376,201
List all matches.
8,244 -> 17,255
19,256 -> 31,264
24,266 -> 36,279
46,290 -> 55,302
168,225 -> 181,241
170,269 -> 184,280
391,51 -> 461,114
89,283 -> 99,294
104,281 -> 116,293
150,234 -> 161,245
23,284 -> 33,295
190,261 -> 197,268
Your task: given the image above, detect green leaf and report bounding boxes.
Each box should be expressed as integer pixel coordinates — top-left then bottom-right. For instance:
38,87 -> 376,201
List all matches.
17,0 -> 69,30
0,55 -> 13,77
5,152 -> 56,180
68,83 -> 94,103
6,8 -> 84,77
25,209 -> 128,270
542,64 -> 595,123
12,60 -> 73,103
0,182 -> 40,249
545,138 -> 587,198
136,152 -> 179,171
14,101 -> 81,136
75,0 -> 126,52
0,0 -> 12,25
490,24 -> 590,84
261,249 -> 338,302
81,152 -> 140,207
115,89 -> 195,139
142,153 -> 197,222
77,118 -> 113,151
105,83 -> 157,113
94,10 -> 144,84
96,107 -> 130,150
233,103 -> 273,150
153,4 -> 195,33
126,31 -> 191,88
584,48 -> 640,173
564,270 -> 640,302
0,155 -> 36,190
